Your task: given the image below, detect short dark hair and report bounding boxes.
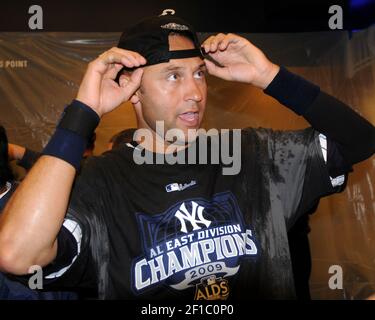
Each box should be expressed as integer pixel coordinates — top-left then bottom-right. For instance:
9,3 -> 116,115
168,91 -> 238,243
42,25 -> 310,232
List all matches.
109,128 -> 137,150
0,125 -> 14,187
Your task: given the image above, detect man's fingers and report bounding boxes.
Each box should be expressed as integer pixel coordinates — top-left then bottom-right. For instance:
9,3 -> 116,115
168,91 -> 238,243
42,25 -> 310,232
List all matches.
121,68 -> 144,99
202,33 -> 243,54
204,59 -> 231,81
97,48 -> 147,72
202,33 -> 228,53
118,52 -> 145,68
210,33 -> 226,52
202,35 -> 215,54
103,63 -> 124,80
112,47 -> 147,65
98,51 -> 122,65
218,35 -> 237,51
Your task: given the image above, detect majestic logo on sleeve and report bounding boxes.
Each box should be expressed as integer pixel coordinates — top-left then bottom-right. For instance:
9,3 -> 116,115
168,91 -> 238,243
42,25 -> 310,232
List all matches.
131,191 -> 258,299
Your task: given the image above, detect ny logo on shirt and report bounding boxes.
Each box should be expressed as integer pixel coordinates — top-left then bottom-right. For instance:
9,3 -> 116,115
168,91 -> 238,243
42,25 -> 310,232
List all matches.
174,201 -> 211,233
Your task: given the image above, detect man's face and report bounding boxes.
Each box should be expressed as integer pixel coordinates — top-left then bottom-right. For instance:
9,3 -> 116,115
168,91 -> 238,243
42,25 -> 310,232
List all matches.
135,35 -> 207,143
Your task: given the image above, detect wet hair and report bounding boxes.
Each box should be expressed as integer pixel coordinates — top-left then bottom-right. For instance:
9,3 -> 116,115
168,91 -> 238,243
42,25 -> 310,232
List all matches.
0,125 -> 14,187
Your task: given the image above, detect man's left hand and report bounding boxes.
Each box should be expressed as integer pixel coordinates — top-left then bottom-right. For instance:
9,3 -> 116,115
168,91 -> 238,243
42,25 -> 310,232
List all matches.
202,33 -> 280,89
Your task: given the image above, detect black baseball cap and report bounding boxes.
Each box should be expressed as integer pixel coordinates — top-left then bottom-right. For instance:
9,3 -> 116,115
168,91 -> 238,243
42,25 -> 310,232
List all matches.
116,11 -> 204,79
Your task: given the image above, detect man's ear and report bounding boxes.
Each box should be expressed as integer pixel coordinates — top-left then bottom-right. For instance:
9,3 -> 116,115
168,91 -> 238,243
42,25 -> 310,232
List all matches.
119,70 -> 142,104
118,72 -> 131,88
130,94 -> 141,105
119,69 -> 143,95
132,92 -> 144,124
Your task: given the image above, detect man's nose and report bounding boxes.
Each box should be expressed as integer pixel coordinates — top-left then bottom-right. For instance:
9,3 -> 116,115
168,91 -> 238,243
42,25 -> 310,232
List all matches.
184,77 -> 203,102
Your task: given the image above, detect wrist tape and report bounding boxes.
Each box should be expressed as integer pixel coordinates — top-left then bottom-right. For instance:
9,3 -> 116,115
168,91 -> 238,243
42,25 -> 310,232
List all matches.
42,100 -> 100,170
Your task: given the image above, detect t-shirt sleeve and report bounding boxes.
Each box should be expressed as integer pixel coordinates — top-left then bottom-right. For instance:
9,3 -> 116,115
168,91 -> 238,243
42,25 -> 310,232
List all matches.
266,127 -> 348,230
22,157 -> 110,292
7,209 -> 94,292
39,215 -> 95,290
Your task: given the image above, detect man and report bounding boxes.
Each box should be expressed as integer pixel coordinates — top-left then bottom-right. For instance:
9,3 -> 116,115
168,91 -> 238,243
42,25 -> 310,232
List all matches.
7,132 -> 96,172
0,12 -> 374,300
0,125 -> 78,299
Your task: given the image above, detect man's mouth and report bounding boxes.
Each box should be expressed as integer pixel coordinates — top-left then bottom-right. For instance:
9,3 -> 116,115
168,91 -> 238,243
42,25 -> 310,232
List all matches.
178,111 -> 199,126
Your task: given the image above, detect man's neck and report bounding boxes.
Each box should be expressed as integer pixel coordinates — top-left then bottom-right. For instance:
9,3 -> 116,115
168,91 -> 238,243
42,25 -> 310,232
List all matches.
135,127 -> 191,154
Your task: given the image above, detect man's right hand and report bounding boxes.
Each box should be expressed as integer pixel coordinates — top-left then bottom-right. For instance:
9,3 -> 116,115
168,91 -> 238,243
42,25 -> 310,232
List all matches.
76,47 -> 146,117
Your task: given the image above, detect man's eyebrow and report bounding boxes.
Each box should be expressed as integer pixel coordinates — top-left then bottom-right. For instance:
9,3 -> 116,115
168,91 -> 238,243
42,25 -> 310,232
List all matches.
160,63 -> 207,73
160,65 -> 184,73
197,63 -> 207,71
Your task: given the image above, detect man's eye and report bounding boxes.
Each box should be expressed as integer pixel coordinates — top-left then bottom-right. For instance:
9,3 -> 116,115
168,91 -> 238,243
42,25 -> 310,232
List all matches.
167,73 -> 178,81
194,70 -> 206,79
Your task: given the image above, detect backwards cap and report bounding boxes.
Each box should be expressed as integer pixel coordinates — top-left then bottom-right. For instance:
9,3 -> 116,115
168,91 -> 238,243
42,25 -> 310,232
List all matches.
117,9 -> 203,71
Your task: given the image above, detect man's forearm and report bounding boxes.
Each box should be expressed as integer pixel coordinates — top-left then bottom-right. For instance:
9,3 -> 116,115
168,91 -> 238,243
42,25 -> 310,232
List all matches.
303,92 -> 375,164
0,156 -> 75,274
264,67 -> 375,165
0,100 -> 98,275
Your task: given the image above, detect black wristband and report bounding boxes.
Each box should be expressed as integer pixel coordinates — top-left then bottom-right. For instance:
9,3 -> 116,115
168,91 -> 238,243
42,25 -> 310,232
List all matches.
17,148 -> 41,171
42,100 -> 100,170
42,128 -> 87,170
58,100 -> 100,139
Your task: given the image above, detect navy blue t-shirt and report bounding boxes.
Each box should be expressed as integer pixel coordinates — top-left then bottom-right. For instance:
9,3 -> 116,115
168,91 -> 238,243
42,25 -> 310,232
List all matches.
34,128 -> 346,299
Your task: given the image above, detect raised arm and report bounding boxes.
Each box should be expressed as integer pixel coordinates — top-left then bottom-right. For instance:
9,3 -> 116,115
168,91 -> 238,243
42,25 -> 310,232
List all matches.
202,33 -> 375,164
0,48 -> 145,275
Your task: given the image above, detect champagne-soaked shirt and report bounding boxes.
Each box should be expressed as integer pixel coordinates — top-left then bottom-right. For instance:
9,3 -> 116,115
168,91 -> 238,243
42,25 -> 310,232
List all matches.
41,127 -> 345,299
